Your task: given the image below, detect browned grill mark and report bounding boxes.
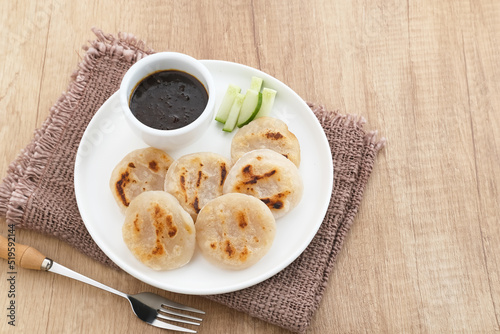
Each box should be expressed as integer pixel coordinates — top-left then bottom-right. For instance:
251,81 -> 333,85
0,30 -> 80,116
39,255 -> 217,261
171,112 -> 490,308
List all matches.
115,171 -> 131,206
273,201 -> 283,209
128,162 -> 135,168
261,198 -> 284,210
151,244 -> 164,255
265,131 -> 284,140
148,160 -> 159,172
152,204 -> 177,240
261,191 -> 290,210
133,214 -> 140,232
237,211 -> 248,229
241,165 -> 277,185
179,172 -> 188,202
152,205 -> 165,240
151,211 -> 165,255
165,214 -> 177,238
196,170 -> 203,187
239,247 -> 249,261
224,240 -> 235,258
168,228 -> 177,238
192,197 -> 200,213
210,242 -> 217,249
220,163 -> 227,186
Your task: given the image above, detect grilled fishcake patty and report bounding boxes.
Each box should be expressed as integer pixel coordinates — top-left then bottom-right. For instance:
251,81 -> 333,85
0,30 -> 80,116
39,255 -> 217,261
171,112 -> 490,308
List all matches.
223,149 -> 303,219
110,147 -> 174,212
231,117 -> 301,167
122,191 -> 195,270
164,152 -> 230,221
196,193 -> 276,270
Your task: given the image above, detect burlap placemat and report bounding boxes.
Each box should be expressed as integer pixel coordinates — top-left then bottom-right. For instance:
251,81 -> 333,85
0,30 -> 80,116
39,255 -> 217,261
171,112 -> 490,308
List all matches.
0,28 -> 384,333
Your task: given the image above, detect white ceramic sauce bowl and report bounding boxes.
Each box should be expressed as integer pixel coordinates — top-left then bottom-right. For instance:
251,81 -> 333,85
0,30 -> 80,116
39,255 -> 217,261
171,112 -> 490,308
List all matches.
119,52 -> 216,149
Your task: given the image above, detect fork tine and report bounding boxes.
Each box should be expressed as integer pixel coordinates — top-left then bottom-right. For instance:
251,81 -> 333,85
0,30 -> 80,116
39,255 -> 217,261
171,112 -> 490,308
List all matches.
150,318 -> 197,333
159,306 -> 203,321
160,300 -> 205,314
156,312 -> 201,326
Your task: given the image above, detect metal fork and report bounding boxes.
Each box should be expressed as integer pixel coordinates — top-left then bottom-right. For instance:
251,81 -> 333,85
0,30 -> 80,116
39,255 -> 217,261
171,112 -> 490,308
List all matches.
0,235 -> 204,333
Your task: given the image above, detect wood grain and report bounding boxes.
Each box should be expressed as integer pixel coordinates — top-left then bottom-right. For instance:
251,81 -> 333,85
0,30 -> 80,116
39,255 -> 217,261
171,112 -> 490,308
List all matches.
1,0 -> 499,333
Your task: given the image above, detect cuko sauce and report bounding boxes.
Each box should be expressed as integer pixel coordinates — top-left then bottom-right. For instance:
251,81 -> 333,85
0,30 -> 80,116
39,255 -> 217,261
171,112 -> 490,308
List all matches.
129,70 -> 208,130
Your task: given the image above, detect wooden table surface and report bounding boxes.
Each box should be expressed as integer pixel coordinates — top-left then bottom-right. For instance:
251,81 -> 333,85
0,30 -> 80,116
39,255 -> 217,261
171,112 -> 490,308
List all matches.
1,1 -> 499,333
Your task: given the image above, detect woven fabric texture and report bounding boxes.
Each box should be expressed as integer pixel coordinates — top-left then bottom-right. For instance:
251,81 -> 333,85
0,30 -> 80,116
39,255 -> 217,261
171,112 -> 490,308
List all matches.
0,29 -> 384,333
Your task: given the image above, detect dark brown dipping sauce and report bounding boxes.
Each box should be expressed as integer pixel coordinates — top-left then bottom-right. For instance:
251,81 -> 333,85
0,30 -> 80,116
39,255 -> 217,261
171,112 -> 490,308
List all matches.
129,70 -> 208,130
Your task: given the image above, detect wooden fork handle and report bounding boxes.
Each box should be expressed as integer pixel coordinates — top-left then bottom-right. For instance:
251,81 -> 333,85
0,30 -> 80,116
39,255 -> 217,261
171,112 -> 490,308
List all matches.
0,235 -> 47,270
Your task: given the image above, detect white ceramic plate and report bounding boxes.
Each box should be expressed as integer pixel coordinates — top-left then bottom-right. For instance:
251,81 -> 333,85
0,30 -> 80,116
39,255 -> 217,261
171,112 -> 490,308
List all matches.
74,60 -> 333,295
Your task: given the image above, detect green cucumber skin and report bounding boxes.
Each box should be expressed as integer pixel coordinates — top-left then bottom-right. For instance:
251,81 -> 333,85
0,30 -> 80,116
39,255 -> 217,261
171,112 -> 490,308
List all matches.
215,84 -> 241,123
237,90 -> 262,128
218,77 -> 273,131
223,93 -> 245,132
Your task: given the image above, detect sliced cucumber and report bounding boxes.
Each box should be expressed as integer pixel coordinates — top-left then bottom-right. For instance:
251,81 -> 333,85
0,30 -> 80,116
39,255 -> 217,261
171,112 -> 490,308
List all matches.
223,93 -> 245,132
215,84 -> 241,123
249,76 -> 263,91
255,87 -> 277,118
236,89 -> 262,128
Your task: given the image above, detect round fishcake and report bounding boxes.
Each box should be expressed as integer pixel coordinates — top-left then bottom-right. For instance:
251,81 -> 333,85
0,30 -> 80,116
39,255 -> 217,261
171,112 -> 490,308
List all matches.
196,193 -> 276,270
110,147 -> 174,212
164,152 -> 230,221
223,149 -> 303,219
231,116 -> 301,167
123,191 -> 195,270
